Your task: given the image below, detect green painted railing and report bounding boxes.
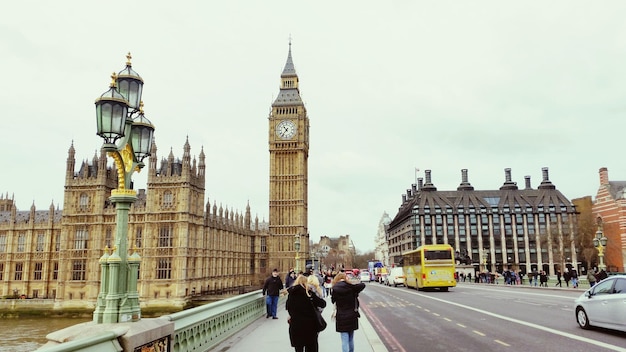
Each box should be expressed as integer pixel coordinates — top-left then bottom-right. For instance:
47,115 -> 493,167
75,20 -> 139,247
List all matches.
162,290 -> 265,352
37,290 -> 266,352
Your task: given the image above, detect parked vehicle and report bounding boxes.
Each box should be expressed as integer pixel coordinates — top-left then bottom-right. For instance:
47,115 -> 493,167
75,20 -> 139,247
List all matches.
575,274 -> 626,332
386,266 -> 405,287
359,271 -> 371,282
368,260 -> 384,281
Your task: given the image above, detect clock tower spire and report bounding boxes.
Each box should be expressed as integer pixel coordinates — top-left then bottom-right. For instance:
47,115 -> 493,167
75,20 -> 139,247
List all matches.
268,41 -> 310,273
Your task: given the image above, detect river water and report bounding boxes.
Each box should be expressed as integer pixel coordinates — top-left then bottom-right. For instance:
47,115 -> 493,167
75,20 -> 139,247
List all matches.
0,317 -> 91,352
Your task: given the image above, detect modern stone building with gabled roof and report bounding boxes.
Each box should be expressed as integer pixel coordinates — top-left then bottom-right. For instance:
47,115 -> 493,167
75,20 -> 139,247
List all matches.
387,167 -> 579,276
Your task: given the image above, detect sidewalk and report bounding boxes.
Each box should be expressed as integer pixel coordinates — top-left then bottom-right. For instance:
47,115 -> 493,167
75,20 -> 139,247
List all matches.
210,295 -> 388,352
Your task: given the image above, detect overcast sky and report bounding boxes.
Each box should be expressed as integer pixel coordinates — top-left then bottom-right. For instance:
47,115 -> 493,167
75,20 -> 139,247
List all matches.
2,2 -> 626,253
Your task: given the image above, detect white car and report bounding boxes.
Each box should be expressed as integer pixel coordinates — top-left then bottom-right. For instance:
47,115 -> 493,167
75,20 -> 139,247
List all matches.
386,267 -> 405,287
575,275 -> 626,332
359,271 -> 371,282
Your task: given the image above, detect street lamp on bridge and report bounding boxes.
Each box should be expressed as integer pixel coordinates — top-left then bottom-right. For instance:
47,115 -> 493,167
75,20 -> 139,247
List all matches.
482,249 -> 488,272
593,218 -> 608,272
294,234 -> 301,273
92,53 -> 155,324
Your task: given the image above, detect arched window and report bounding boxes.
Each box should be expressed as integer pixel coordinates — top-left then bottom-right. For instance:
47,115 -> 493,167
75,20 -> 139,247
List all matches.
163,191 -> 173,207
79,193 -> 89,210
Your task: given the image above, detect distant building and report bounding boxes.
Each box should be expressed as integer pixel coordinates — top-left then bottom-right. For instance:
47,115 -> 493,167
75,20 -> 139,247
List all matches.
374,212 -> 391,267
0,140 -> 268,309
310,235 -> 354,271
592,167 -> 626,272
386,168 -> 578,275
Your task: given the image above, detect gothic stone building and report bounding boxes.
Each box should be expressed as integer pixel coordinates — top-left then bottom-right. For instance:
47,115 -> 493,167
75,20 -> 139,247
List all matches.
0,138 -> 269,309
387,168 -> 579,276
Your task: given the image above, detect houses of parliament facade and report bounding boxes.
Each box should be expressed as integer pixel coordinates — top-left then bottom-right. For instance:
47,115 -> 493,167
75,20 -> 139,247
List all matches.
0,44 -> 310,310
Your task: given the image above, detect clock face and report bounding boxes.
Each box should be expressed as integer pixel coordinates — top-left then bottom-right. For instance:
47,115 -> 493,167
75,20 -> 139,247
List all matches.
276,120 -> 297,140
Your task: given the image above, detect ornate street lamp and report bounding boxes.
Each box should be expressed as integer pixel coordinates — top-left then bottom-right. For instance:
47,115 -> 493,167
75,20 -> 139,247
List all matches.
593,218 -> 608,272
294,234 -> 301,273
482,249 -> 488,273
93,53 -> 155,324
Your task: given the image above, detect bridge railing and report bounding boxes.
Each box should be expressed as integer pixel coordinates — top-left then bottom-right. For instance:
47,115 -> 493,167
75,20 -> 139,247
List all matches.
162,289 -> 265,352
38,290 -> 266,352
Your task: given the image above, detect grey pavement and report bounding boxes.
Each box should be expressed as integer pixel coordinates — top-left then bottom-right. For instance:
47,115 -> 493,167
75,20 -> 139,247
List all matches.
211,295 -> 388,352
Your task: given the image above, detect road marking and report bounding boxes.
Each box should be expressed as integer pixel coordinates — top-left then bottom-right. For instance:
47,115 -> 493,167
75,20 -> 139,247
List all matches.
457,323 -> 466,328
517,301 -> 541,306
360,301 -> 402,352
432,313 -> 440,316
443,318 -> 452,322
495,339 -> 511,346
406,290 -> 626,352
473,330 -> 485,336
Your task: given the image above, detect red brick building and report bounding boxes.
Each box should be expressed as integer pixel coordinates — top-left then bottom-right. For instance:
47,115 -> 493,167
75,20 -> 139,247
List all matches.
592,167 -> 626,272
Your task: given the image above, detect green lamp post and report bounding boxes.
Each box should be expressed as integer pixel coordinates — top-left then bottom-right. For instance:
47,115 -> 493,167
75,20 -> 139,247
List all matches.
593,218 -> 608,272
92,53 -> 155,324
294,234 -> 301,273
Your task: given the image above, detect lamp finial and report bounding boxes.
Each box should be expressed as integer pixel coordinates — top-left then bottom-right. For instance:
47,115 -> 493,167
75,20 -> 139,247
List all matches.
109,72 -> 117,88
126,52 -> 132,66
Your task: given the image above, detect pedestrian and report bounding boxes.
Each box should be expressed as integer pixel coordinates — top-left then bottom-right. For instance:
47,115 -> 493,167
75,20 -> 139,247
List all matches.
571,269 -> 579,288
539,271 -> 548,287
596,269 -> 608,282
531,269 -> 538,286
331,272 -> 365,352
563,270 -> 570,288
285,269 -> 297,288
286,274 -> 327,352
263,268 -> 283,319
555,270 -> 562,287
308,274 -> 324,298
587,270 -> 597,287
323,270 -> 334,296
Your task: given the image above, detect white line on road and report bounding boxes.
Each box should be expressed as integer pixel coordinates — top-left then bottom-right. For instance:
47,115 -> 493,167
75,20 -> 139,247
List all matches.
495,339 -> 511,346
407,291 -> 626,352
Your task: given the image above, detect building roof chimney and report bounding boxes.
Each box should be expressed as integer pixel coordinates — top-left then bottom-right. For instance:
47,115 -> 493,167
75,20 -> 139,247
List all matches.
599,167 -> 609,186
537,167 -> 556,190
499,168 -> 518,190
421,170 -> 437,191
524,175 -> 532,190
457,168 -> 474,191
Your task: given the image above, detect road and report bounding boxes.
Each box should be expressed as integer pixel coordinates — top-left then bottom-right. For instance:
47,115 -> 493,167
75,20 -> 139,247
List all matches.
358,281 -> 626,352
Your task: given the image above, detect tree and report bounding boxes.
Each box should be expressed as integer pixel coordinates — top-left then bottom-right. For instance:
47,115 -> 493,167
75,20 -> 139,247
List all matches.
539,208 -> 596,275
352,250 -> 375,269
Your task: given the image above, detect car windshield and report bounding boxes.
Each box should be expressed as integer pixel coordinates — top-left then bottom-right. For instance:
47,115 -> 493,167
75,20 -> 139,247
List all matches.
614,278 -> 626,293
591,279 -> 614,296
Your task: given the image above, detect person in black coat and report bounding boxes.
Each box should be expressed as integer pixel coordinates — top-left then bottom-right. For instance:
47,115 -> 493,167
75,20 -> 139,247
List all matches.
286,274 -> 327,352
263,268 -> 284,319
331,272 -> 365,352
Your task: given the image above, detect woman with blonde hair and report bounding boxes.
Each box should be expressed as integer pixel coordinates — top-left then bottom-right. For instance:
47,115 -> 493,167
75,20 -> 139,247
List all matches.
307,274 -> 324,298
286,274 -> 326,352
331,271 -> 365,352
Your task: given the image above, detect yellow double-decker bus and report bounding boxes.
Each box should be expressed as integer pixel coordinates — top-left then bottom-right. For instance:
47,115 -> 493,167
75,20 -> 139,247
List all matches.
403,244 -> 456,291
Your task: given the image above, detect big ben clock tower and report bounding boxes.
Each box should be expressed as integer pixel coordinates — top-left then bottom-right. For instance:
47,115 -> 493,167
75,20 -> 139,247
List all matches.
268,41 -> 310,272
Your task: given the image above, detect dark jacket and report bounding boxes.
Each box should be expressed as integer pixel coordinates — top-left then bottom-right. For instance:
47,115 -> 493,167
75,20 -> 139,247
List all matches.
263,275 -> 283,296
286,284 -> 327,347
331,280 -> 365,332
285,271 -> 296,288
